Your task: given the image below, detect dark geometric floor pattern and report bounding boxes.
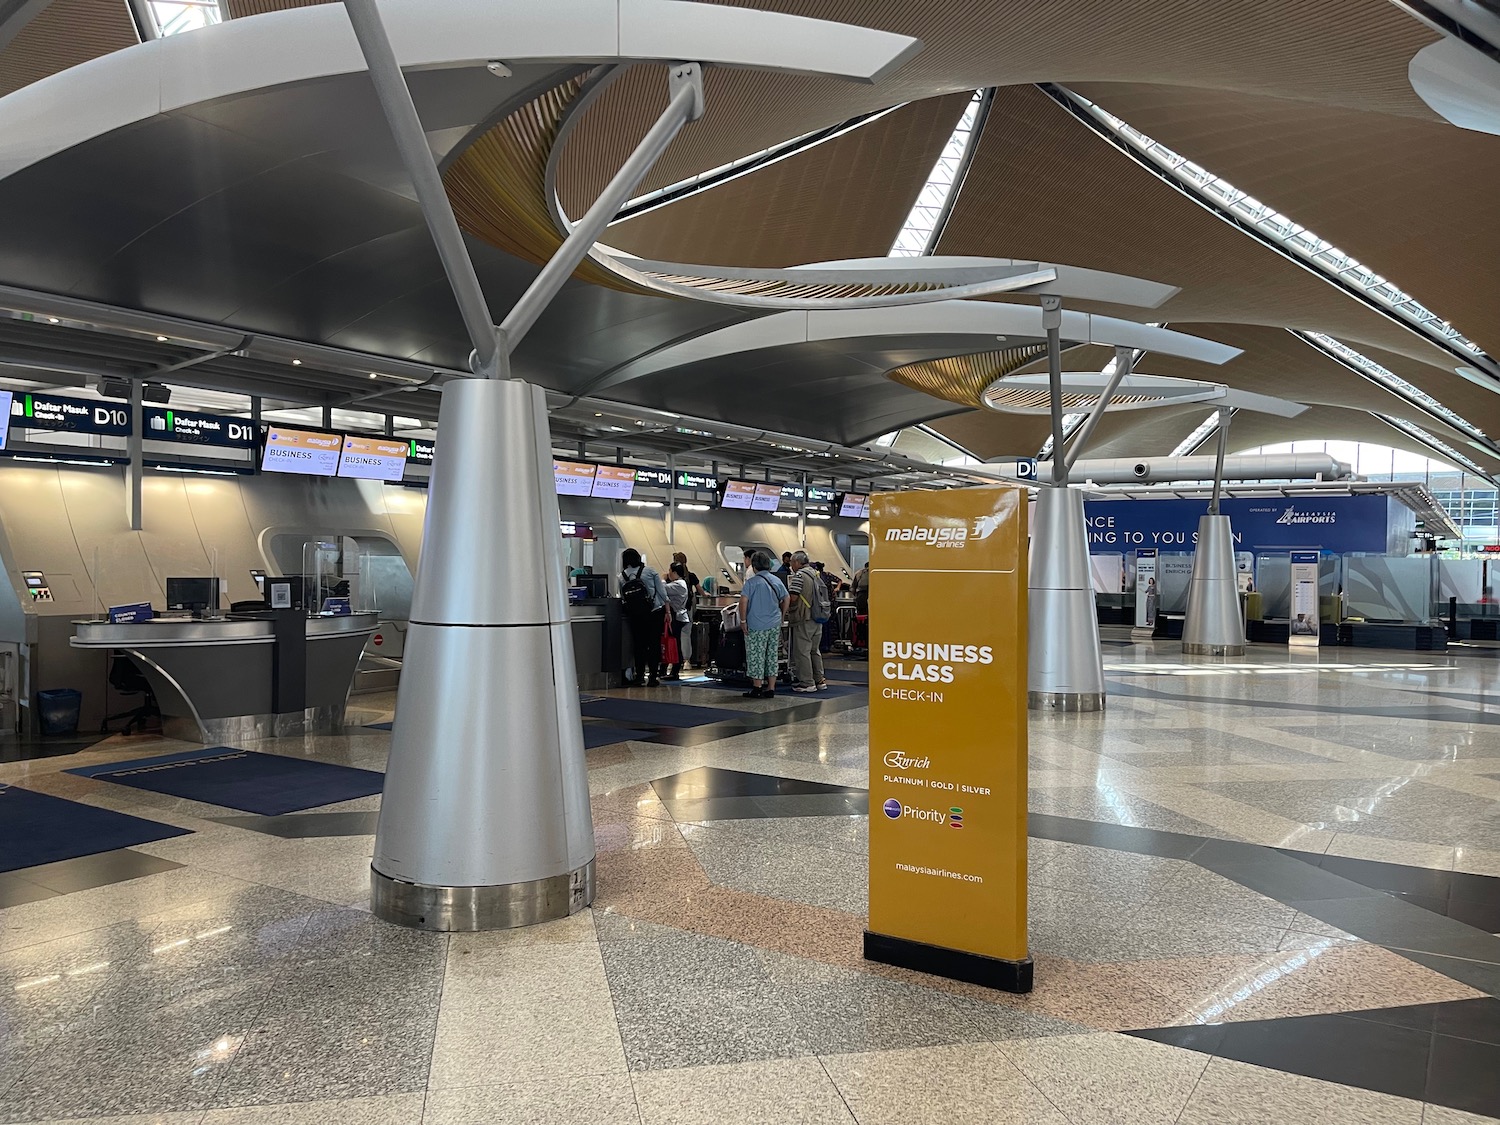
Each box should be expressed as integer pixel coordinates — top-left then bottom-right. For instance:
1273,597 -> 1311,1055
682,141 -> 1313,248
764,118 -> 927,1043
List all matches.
1132,999 -> 1500,1119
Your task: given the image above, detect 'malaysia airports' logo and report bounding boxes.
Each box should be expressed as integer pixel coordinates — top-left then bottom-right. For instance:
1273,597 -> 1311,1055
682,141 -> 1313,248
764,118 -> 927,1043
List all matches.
1276,506 -> 1336,526
885,512 -> 1004,549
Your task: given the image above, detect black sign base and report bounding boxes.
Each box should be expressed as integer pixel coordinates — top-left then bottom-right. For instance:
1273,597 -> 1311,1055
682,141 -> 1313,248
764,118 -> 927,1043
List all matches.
864,931 -> 1033,993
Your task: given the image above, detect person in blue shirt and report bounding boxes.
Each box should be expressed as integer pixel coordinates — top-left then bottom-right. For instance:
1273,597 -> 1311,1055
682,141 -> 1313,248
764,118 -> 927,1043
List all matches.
738,550 -> 788,698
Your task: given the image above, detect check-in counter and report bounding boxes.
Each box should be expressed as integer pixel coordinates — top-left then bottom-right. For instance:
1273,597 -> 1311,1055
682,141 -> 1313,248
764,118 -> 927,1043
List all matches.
72,612 -> 377,742
569,599 -> 624,690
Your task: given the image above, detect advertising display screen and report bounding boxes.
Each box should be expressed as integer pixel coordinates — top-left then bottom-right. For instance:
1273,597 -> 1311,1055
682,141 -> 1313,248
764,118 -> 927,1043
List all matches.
554,460 -> 597,496
838,493 -> 870,518
751,483 -> 783,512
338,435 -> 410,482
0,390 -> 11,451
591,464 -> 636,500
720,480 -> 757,509
261,427 -> 342,476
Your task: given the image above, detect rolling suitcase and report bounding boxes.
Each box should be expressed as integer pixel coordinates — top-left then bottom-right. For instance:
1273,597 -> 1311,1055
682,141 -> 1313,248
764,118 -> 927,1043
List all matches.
712,627 -> 749,683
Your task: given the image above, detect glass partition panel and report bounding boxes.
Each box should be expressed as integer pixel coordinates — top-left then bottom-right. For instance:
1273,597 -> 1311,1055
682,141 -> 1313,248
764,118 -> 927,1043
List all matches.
1343,556 -> 1436,623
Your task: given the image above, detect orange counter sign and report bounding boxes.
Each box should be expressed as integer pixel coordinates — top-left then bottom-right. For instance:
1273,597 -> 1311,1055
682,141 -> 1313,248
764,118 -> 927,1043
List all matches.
865,486 -> 1031,992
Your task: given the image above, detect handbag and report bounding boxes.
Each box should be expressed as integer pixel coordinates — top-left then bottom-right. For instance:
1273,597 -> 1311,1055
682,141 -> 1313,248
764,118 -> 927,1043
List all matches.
660,612 -> 681,665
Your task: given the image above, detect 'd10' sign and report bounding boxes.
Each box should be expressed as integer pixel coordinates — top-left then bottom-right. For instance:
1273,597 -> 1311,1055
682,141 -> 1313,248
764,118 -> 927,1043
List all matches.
15,393 -> 132,436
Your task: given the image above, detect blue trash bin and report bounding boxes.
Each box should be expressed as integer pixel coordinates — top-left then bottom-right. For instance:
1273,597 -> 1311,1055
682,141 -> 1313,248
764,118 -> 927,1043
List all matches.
36,688 -> 82,736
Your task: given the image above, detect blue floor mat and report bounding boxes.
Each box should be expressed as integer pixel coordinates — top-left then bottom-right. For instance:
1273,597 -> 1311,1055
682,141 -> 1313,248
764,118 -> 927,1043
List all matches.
579,697 -> 747,729
681,678 -> 866,700
0,785 -> 191,873
69,747 -> 384,817
371,720 -> 648,747
583,724 -> 652,748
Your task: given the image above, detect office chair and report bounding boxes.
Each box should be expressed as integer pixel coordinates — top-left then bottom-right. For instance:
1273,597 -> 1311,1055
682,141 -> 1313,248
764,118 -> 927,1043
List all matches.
100,656 -> 160,735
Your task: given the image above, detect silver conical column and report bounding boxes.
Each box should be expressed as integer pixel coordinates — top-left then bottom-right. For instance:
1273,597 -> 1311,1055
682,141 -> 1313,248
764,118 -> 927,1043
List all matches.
370,378 -> 595,928
1181,513 -> 1246,657
1028,485 -> 1106,711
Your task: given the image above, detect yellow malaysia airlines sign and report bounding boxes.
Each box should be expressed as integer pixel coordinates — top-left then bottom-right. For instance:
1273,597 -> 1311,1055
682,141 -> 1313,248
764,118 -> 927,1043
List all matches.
864,486 -> 1031,992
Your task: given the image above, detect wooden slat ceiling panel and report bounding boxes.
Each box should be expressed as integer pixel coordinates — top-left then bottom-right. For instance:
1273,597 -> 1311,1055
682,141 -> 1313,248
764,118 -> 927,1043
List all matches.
934,85 -> 1460,377
558,0 -> 1437,208
601,92 -> 969,267
0,0 -> 137,98
223,0 -> 329,15
1067,81 -> 1500,359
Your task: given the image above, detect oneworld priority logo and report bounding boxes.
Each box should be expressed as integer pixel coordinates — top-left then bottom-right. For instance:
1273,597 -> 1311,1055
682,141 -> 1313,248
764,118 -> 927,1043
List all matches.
883,799 -> 902,819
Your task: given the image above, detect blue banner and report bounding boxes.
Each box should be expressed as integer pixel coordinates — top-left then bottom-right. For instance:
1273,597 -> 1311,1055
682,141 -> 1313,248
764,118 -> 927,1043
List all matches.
1084,496 -> 1393,556
107,602 -> 154,623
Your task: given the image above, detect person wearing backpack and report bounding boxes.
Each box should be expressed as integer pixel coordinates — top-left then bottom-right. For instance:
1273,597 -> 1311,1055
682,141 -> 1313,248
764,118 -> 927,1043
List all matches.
619,548 -> 667,688
787,550 -> 829,692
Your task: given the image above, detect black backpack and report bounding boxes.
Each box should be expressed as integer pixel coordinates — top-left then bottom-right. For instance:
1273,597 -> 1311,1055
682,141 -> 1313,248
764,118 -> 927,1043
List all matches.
620,573 -> 652,614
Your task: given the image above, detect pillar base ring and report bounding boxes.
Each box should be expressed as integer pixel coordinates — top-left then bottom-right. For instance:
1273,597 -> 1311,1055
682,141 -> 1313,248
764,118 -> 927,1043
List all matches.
370,859 -> 595,931
1182,643 -> 1246,657
1028,691 -> 1105,712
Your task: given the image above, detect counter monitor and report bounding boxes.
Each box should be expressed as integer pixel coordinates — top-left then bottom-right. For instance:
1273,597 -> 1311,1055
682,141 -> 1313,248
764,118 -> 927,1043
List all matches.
590,464 -> 636,500
338,435 -> 409,482
751,483 -> 783,512
554,460 -> 597,496
262,427 -> 342,476
720,479 -> 757,509
166,576 -> 220,615
837,492 -> 870,518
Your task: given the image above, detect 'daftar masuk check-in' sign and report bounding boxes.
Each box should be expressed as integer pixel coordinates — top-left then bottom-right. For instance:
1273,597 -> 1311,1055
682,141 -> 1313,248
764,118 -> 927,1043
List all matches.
865,486 -> 1031,992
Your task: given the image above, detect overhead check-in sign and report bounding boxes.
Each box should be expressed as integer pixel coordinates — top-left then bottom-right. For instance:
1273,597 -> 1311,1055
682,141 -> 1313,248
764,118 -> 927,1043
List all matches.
144,408 -> 256,449
12,392 -> 131,436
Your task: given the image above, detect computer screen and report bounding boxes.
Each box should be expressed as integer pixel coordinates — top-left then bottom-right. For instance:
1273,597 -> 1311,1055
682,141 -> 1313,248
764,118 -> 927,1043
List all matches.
554,460 -> 597,496
261,427 -> 342,476
574,574 -> 609,598
165,576 -> 220,613
337,435 -> 409,481
720,480 -> 757,509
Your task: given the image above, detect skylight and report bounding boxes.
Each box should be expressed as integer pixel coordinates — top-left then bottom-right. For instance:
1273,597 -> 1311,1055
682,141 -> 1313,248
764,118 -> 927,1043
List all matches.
1037,415 -> 1086,460
143,1 -> 221,36
1376,414 -> 1489,479
1297,331 -> 1490,449
890,90 -> 986,257
1171,411 -> 1224,458
1048,87 -> 1494,376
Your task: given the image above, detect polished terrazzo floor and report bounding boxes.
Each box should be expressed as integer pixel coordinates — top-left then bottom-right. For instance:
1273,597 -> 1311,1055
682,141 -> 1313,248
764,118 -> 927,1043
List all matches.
3,638 -> 1500,1122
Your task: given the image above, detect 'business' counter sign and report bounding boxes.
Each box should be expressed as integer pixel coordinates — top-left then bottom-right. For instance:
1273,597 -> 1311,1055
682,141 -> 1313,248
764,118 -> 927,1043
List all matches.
865,486 -> 1030,992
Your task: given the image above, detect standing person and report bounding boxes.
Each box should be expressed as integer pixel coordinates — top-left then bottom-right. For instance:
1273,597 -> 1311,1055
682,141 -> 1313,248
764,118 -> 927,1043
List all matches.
672,551 -> 702,610
673,551 -> 703,668
852,561 -> 870,616
787,550 -> 829,692
814,562 -> 840,654
619,548 -> 667,688
662,562 -> 691,681
739,550 -> 788,698
775,551 -> 793,581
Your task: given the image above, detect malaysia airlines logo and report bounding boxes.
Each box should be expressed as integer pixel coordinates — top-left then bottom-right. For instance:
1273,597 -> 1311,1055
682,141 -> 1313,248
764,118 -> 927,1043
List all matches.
884,512 -> 1005,548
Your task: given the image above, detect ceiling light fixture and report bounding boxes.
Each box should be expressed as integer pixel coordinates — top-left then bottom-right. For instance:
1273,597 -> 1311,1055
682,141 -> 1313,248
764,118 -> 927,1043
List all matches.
292,359 -> 302,366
